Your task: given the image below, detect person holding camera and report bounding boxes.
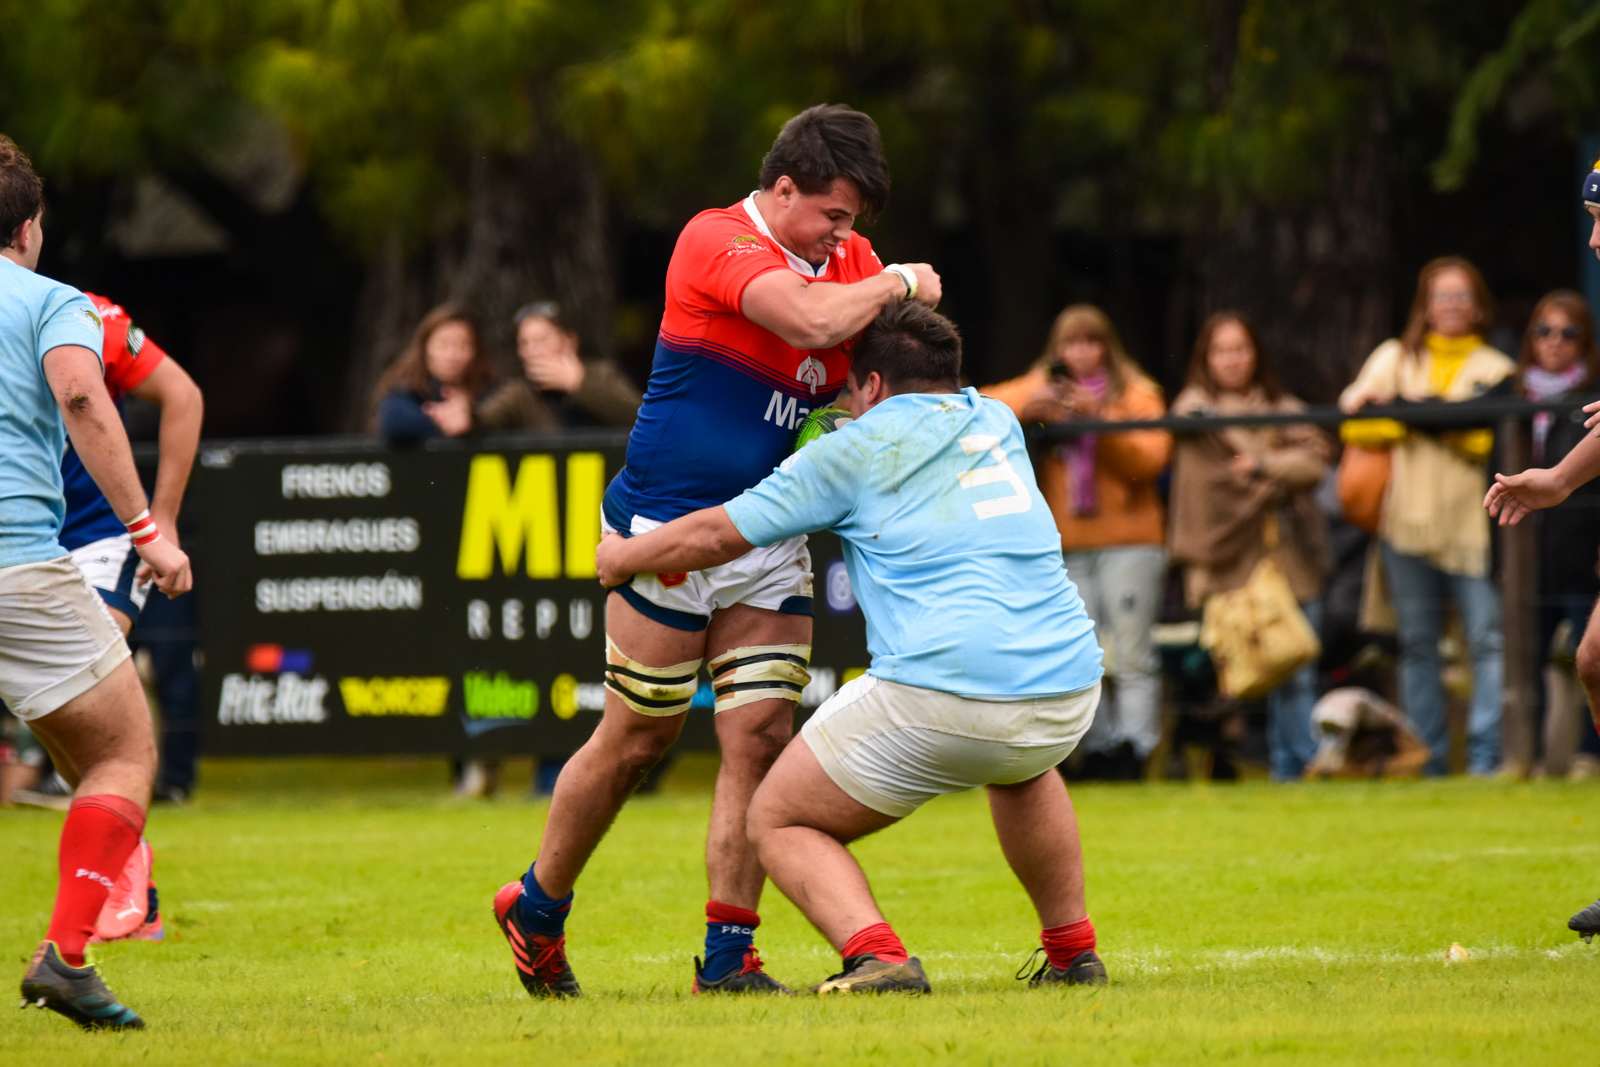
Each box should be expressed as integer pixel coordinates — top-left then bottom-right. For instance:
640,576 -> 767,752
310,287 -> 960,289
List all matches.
986,304 -> 1172,779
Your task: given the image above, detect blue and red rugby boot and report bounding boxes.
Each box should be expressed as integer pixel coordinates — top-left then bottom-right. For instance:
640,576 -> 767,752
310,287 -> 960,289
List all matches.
692,947 -> 791,994
493,881 -> 580,999
19,941 -> 145,1031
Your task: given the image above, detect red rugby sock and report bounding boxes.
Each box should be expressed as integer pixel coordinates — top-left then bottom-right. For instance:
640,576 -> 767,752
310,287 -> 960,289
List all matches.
1041,916 -> 1096,971
841,921 -> 908,964
45,795 -> 145,967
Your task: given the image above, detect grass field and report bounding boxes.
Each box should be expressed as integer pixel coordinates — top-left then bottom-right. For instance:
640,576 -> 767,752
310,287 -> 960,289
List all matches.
6,757 -> 1600,1065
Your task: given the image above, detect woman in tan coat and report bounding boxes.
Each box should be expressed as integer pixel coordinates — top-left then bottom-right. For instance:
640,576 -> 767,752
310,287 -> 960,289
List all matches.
1339,257 -> 1515,775
987,305 -> 1172,778
1168,312 -> 1332,779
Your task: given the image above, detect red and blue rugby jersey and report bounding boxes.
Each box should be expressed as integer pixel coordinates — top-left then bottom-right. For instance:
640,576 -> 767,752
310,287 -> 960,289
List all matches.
606,197 -> 883,526
60,293 -> 168,551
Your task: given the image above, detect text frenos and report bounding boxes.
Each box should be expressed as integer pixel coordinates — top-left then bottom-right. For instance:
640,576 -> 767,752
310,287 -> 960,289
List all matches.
281,462 -> 391,499
218,673 -> 329,724
255,572 -> 422,612
255,517 -> 420,555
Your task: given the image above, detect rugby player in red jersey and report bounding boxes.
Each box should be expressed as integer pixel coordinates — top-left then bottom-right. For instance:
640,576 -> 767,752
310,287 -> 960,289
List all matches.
494,105 -> 941,996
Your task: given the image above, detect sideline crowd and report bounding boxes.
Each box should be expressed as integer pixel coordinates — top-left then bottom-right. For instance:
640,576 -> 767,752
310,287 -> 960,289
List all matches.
359,253 -> 1600,788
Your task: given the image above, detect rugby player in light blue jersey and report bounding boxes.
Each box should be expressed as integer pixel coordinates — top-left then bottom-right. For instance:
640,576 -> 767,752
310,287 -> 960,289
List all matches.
597,301 -> 1108,994
1,135 -> 192,1031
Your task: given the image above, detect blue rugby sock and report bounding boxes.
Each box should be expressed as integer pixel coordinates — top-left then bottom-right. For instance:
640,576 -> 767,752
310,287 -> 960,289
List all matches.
518,865 -> 573,939
701,900 -> 760,980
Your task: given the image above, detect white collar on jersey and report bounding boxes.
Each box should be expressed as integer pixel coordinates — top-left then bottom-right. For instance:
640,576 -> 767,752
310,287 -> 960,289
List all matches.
742,192 -> 843,279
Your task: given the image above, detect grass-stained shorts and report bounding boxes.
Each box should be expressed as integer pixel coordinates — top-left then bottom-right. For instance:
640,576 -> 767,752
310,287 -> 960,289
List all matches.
802,674 -> 1101,817
0,556 -> 131,721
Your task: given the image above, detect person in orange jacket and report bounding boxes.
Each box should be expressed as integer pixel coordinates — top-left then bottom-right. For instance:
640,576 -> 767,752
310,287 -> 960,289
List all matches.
986,305 -> 1172,779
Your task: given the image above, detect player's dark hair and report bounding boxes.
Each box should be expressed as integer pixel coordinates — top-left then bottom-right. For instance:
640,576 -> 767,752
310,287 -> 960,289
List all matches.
852,301 -> 962,393
0,136 -> 44,250
759,105 -> 890,222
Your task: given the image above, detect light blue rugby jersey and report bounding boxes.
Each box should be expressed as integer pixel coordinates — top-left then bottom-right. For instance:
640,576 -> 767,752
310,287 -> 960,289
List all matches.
0,257 -> 104,568
724,387 -> 1104,698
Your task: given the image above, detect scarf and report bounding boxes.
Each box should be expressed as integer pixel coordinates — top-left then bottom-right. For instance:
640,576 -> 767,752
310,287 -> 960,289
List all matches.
1424,333 -> 1484,395
1062,373 -> 1108,516
1524,363 -> 1589,464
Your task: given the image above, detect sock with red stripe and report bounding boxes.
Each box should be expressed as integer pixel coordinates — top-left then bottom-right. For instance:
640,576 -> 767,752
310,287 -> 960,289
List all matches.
701,901 -> 759,980
45,795 -> 146,967
841,921 -> 908,964
1041,916 -> 1096,971
518,865 -> 573,939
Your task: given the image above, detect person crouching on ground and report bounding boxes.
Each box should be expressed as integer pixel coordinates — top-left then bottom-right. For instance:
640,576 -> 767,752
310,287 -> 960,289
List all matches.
1168,312 -> 1332,780
596,301 -> 1108,993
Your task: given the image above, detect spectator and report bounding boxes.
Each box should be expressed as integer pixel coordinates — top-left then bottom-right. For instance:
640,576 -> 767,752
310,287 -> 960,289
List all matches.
1517,290 -> 1600,775
477,302 -> 642,431
1339,257 -> 1516,774
986,304 -> 1172,779
1168,312 -> 1333,780
372,305 -> 497,444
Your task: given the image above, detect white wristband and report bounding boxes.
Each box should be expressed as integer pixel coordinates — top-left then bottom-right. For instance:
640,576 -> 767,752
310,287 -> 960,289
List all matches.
883,264 -> 918,300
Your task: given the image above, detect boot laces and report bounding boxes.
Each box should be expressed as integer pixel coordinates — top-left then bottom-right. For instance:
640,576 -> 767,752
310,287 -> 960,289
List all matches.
529,935 -> 569,978
1015,947 -> 1051,982
738,946 -> 768,976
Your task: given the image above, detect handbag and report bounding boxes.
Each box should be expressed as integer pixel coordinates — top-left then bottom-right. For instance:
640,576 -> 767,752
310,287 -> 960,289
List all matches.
1335,445 -> 1390,534
1199,514 -> 1322,700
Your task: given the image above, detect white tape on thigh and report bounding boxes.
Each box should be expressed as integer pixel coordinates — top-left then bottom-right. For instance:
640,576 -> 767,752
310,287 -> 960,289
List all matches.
604,637 -> 703,717
708,644 -> 811,712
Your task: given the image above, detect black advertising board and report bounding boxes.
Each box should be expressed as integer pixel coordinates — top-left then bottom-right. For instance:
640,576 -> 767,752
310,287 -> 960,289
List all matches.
195,433 -> 871,757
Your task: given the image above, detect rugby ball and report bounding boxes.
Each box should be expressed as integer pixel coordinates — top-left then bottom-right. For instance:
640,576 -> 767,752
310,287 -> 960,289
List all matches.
794,407 -> 853,451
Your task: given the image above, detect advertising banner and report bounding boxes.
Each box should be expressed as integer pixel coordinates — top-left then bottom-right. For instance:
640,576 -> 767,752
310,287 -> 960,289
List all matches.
195,434 -> 870,757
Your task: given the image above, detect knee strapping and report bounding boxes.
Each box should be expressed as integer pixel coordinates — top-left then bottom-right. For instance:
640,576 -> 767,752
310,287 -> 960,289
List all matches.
604,637 -> 703,717
708,644 -> 811,712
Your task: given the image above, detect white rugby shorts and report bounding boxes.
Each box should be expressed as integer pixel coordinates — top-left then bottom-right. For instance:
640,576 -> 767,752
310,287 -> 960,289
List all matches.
802,674 -> 1101,817
0,556 -> 132,721
603,512 -> 813,631
69,532 -> 149,622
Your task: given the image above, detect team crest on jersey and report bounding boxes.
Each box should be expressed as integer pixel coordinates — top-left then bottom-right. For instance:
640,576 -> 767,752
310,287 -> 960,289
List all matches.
795,356 -> 826,395
725,234 -> 765,257
78,308 -> 102,331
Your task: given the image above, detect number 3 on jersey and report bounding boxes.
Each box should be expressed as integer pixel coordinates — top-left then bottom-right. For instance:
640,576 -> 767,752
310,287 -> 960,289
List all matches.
957,435 -> 1032,519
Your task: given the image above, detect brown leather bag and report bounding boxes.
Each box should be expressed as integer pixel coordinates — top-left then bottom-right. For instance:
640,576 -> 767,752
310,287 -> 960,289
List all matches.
1336,445 -> 1391,534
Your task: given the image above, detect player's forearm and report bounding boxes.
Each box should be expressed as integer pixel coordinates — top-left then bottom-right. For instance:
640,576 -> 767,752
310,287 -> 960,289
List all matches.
617,508 -> 754,575
150,380 -> 202,525
1550,432 -> 1600,495
744,272 -> 903,349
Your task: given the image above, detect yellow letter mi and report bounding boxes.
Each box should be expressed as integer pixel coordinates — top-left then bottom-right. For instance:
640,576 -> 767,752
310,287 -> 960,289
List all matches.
456,453 -> 605,579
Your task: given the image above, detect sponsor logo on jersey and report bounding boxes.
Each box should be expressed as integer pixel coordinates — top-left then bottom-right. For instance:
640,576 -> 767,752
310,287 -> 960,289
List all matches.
725,234 -> 765,257
795,356 -> 826,395
763,390 -> 812,430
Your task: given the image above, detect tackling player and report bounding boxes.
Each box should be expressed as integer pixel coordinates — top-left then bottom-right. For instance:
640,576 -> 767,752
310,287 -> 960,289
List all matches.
1486,157 -> 1600,941
494,104 -> 941,996
596,302 -> 1108,993
2,135 -> 192,1030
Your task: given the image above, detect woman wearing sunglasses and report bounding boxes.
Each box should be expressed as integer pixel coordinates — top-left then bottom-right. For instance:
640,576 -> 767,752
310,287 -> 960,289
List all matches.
1517,291 -> 1600,778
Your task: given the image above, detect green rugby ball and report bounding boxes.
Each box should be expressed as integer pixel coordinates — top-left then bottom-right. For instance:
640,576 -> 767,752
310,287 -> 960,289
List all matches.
793,407 -> 853,451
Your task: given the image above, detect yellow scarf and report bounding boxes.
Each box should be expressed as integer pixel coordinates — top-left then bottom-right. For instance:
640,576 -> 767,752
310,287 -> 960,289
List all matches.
1425,332 -> 1484,395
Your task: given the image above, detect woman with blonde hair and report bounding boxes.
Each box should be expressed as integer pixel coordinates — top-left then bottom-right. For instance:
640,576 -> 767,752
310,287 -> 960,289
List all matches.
1169,312 -> 1333,779
372,305 -> 498,444
986,304 -> 1172,779
1340,257 -> 1516,774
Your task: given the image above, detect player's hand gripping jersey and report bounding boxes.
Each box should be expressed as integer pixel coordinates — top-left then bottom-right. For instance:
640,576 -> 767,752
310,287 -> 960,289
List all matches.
605,195 -> 883,527
725,388 -> 1104,698
58,294 -> 168,552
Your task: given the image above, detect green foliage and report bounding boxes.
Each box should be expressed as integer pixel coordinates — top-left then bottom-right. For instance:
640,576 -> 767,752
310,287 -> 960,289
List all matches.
1436,0 -> 1600,190
4,760 -> 1600,1062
